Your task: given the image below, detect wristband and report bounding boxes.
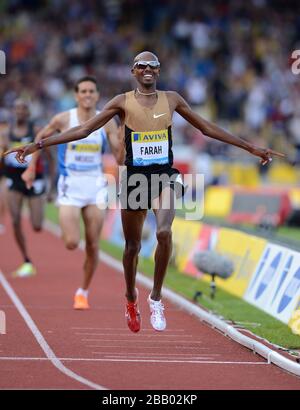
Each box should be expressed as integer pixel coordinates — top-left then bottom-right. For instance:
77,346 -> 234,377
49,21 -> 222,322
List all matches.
35,140 -> 44,150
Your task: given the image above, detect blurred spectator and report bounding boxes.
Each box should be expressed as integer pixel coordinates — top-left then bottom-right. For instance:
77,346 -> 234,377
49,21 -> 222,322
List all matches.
0,0 -> 299,167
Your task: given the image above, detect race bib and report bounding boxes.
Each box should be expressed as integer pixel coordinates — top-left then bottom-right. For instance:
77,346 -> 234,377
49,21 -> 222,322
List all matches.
66,141 -> 101,172
131,129 -> 169,166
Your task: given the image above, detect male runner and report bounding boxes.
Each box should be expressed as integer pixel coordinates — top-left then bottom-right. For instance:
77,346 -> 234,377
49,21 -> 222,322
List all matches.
6,52 -> 284,330
0,99 -> 54,276
21,76 -> 123,309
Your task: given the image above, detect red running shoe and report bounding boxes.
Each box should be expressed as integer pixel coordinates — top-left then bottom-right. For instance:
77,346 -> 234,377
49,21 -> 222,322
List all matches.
125,291 -> 141,333
73,294 -> 89,310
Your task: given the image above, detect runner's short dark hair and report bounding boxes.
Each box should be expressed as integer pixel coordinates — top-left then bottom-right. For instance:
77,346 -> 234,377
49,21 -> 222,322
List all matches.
74,76 -> 99,92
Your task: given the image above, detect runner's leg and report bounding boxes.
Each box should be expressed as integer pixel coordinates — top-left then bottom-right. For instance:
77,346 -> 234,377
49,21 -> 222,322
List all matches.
59,205 -> 81,250
28,194 -> 45,232
121,209 -> 147,302
151,186 -> 175,301
81,205 -> 105,290
7,190 -> 30,261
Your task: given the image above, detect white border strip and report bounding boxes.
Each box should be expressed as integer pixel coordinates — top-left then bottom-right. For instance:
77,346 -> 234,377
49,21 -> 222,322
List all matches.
45,220 -> 300,378
0,270 -> 106,390
0,356 -> 268,365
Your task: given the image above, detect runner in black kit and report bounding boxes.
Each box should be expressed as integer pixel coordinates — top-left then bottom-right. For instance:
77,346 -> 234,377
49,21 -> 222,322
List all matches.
0,99 -> 55,277
5,52 -> 285,331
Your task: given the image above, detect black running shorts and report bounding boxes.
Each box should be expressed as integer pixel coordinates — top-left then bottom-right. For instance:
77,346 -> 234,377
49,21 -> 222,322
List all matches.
118,166 -> 185,210
5,168 -> 46,197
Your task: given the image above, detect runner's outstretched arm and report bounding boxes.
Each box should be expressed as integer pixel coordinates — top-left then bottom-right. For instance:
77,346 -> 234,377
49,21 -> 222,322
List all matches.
22,113 -> 67,189
172,91 -> 285,165
4,95 -> 124,163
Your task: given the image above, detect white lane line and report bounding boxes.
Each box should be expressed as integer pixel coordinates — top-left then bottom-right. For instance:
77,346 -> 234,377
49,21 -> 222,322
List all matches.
89,345 -> 209,350
0,356 -> 267,365
71,327 -> 185,332
104,355 -> 218,360
0,270 -> 106,391
81,338 -> 204,344
75,332 -> 193,338
94,352 -> 220,357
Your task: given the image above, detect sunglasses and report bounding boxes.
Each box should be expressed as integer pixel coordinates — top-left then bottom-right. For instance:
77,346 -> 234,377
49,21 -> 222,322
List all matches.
133,60 -> 161,70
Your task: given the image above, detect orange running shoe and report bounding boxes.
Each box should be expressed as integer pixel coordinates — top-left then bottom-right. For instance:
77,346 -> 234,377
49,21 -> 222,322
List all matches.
125,291 -> 141,333
73,294 -> 90,310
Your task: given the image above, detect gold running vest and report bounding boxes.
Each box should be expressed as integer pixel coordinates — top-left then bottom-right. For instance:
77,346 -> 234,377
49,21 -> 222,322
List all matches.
124,90 -> 173,169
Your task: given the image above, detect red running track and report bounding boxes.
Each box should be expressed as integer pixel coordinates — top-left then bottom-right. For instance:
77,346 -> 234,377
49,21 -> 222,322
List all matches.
0,216 -> 300,390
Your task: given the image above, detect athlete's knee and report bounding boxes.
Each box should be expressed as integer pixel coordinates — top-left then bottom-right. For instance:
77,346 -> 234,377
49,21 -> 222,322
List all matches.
64,238 -> 79,250
32,223 -> 42,232
86,241 -> 99,257
124,239 -> 141,257
156,228 -> 172,245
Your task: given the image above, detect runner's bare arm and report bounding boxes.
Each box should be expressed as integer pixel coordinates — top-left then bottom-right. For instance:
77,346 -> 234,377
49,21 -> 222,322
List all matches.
35,112 -> 69,142
104,119 -> 125,165
171,91 -> 285,165
21,114 -> 67,188
26,113 -> 68,169
4,95 -> 125,162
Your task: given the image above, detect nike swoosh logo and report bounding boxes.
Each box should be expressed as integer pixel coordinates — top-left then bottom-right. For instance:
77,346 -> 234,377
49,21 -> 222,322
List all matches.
153,113 -> 167,119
